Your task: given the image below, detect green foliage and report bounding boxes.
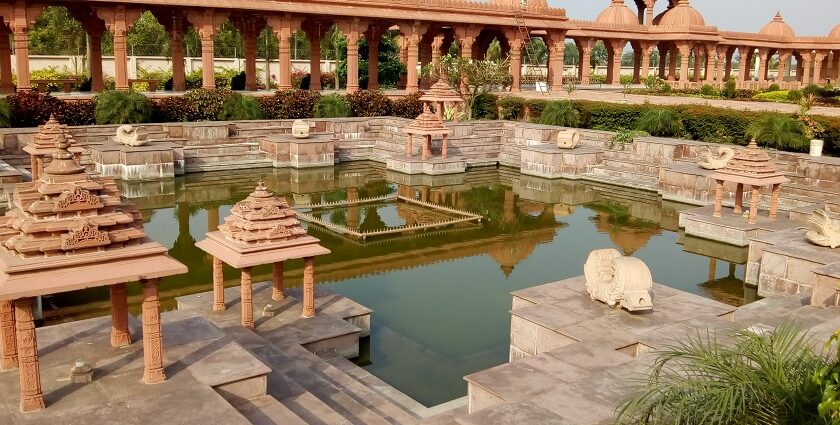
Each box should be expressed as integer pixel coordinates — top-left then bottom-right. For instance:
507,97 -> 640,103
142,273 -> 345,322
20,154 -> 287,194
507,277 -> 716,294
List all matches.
135,67 -> 171,91
183,88 -> 231,121
721,77 -> 737,98
754,90 -> 791,102
497,96 -> 526,121
609,129 -> 648,150
7,91 -> 63,127
391,92 -> 424,119
345,90 -> 393,117
679,105 -> 755,144
471,93 -> 499,120
0,98 -> 11,128
767,83 -> 781,92
314,94 -> 351,118
573,101 -> 642,131
814,330 -> 840,423
643,75 -> 666,92
804,84 -> 822,97
538,101 -> 579,127
29,66 -> 84,92
55,100 -> 96,126
746,114 -> 808,151
788,89 -> 804,102
525,99 -> 548,123
620,75 -> 634,92
217,92 -> 262,121
636,108 -> 683,137
152,97 -> 192,123
699,84 -> 717,96
431,55 -> 509,119
94,90 -> 153,125
28,7 -> 87,56
260,90 -> 321,119
485,39 -> 502,62
616,321 -> 827,425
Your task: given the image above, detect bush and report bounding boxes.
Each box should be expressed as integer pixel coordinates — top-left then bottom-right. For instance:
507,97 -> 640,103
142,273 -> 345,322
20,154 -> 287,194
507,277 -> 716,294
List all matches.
538,101 -> 580,127
753,91 -> 791,102
291,70 -> 307,90
260,90 -> 321,119
700,84 -> 717,96
787,89 -> 804,102
183,88 -> 232,121
636,108 -> 683,137
300,72 -> 340,90
746,114 -> 808,151
573,100 -> 644,131
94,90 -> 153,125
610,129 -> 648,150
7,91 -> 63,127
525,99 -> 548,123
803,84 -> 822,97
29,66 -> 84,92
471,93 -> 498,120
391,92 -> 424,119
679,105 -> 755,144
497,96 -> 526,121
314,94 -> 351,118
230,71 -> 246,91
0,98 -> 11,128
55,100 -> 96,126
767,83 -> 781,92
218,92 -> 262,121
721,78 -> 737,98
152,97 -> 192,123
346,90 -> 392,117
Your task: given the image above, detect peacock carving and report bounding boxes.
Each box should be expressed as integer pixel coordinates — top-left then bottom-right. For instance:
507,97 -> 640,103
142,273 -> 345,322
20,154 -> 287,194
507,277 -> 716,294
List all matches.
114,125 -> 148,146
805,209 -> 840,249
697,146 -> 735,170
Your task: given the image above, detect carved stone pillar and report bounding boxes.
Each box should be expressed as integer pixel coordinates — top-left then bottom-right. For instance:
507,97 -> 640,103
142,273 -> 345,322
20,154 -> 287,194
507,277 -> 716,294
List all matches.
405,32 -> 420,93
406,134 -> 413,157
186,10 -> 219,89
756,48 -> 769,83
212,256 -> 225,311
367,33 -> 380,90
170,16 -> 186,91
109,283 -> 132,347
509,39 -> 522,92
309,33 -> 322,90
733,183 -> 743,214
11,10 -> 33,92
548,36 -> 565,92
777,51 -> 790,83
724,49 -> 734,81
801,55 -> 812,85
692,48 -> 702,82
346,32 -> 360,93
632,50 -> 641,83
15,297 -> 44,412
141,278 -> 165,384
431,35 -> 444,66
240,267 -> 254,328
713,179 -> 724,218
106,8 -> 132,91
658,46 -> 667,79
243,23 -> 258,91
302,257 -> 315,318
277,30 -> 292,90
813,52 -> 825,85
769,184 -> 781,220
608,40 -> 624,85
639,42 -> 653,81
272,262 -> 285,301
737,47 -> 750,85
578,39 -> 593,85
703,45 -> 715,83
668,47 -> 677,81
716,47 -> 727,84
0,24 -> 13,94
87,29 -> 104,92
0,300 -> 17,370
677,43 -> 691,87
442,134 -> 448,158
748,185 -> 761,224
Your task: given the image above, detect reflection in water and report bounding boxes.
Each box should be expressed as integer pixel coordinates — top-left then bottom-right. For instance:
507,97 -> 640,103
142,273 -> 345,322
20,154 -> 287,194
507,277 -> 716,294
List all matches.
35,162 -> 750,406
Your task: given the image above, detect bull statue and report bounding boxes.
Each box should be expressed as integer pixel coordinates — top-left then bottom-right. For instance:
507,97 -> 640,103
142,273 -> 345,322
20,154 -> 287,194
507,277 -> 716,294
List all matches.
583,248 -> 653,312
805,209 -> 840,249
697,146 -> 734,170
114,125 -> 148,147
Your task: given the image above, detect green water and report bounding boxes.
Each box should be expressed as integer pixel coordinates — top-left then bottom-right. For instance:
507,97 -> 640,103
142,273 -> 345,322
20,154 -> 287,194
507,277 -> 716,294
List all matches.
43,162 -> 751,407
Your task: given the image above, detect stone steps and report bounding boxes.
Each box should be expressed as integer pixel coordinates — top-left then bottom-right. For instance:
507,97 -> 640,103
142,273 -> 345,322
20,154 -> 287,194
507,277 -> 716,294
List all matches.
586,165 -> 660,188
183,143 -> 261,157
601,158 -> 661,175
781,182 -> 840,202
183,142 -> 271,172
232,395 -> 310,425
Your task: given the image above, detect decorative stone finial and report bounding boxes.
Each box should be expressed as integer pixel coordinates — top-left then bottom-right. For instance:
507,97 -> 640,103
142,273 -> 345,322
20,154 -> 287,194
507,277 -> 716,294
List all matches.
70,359 -> 93,383
583,248 -> 653,311
42,133 -> 85,176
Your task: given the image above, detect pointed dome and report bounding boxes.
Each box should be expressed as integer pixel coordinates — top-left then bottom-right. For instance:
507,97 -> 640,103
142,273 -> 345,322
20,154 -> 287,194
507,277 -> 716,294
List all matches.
759,12 -> 795,38
656,0 -> 705,27
831,23 -> 840,39
595,0 -> 640,26
219,181 -> 307,246
651,5 -> 672,25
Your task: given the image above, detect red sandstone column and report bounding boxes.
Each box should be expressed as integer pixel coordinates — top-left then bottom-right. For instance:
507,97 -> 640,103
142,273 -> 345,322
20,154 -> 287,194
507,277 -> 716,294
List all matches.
733,183 -> 744,214
769,184 -> 781,220
405,32 -> 419,93
199,24 -> 216,89
442,134 -> 448,159
12,19 -> 32,91
112,14 -> 130,91
668,48 -> 677,81
713,179 -> 724,218
549,38 -> 565,92
609,40 -> 624,85
640,43 -> 653,81
170,17 -> 186,92
212,256 -> 225,311
15,297 -> 44,412
302,257 -> 316,318
141,278 -> 166,384
0,25 -> 13,94
244,26 -> 258,91
678,44 -> 691,88
777,51 -> 790,84
748,185 -> 760,224
88,31 -> 104,92
692,48 -> 702,82
277,29 -> 292,90
632,50 -> 641,83
0,300 -> 17,370
509,39 -> 522,92
309,33 -> 321,91
109,283 -> 132,347
346,32 -> 361,93
367,28 -> 380,90
801,55 -> 812,85
579,40 -> 592,85
240,267 -> 254,328
813,52 -> 825,86
756,48 -> 769,83
431,35 -> 443,66
716,47 -> 727,84
272,262 -> 285,301
422,135 -> 430,160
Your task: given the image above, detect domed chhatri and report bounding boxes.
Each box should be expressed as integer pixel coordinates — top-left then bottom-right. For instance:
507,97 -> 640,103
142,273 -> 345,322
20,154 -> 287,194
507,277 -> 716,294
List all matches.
420,72 -> 464,123
759,11 -> 795,39
404,105 -> 453,160
830,23 -> 840,39
23,114 -> 83,181
656,0 -> 705,27
218,181 -> 307,246
595,0 -> 640,26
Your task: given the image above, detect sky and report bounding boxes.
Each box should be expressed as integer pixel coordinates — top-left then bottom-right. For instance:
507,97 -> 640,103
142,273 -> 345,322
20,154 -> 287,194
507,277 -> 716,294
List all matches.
552,0 -> 839,35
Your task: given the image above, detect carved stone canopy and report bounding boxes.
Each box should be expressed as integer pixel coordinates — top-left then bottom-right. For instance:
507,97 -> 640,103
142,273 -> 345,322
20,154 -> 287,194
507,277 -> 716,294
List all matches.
218,181 -> 307,246
711,140 -> 789,187
30,115 -> 71,151
420,72 -> 463,104
405,105 -> 453,136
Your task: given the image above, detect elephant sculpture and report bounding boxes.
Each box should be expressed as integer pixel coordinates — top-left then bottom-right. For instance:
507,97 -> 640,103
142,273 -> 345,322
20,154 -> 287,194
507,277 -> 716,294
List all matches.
805,209 -> 840,249
114,125 -> 148,147
583,248 -> 653,312
697,146 -> 735,170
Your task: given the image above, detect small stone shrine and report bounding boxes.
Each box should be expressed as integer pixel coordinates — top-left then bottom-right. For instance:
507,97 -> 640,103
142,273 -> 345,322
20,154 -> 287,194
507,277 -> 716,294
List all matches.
404,106 -> 453,161
0,135 -> 186,412
195,181 -> 330,328
23,115 -> 84,180
420,72 -> 464,123
711,139 -> 789,224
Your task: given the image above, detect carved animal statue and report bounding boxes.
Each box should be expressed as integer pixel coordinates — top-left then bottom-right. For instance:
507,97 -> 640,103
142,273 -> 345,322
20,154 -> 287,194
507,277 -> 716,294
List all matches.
583,248 -> 653,312
114,125 -> 148,146
292,120 -> 310,139
805,209 -> 840,249
697,146 -> 735,170
556,129 -> 580,149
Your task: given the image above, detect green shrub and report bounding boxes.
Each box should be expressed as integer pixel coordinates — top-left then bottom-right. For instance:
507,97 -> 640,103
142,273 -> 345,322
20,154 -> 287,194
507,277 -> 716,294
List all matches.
183,88 -> 231,121
471,93 -> 498,120
300,73 -> 340,90
345,90 -> 393,117
497,96 -> 526,121
185,69 -> 203,90
525,99 -> 548,123
660,82 -> 672,93
699,84 -> 717,96
643,75 -> 664,92
391,92 -> 424,119
314,94 -> 351,118
636,108 -> 683,137
721,78 -> 737,98
260,90 -> 321,119
0,98 -> 11,128
538,101 -> 580,127
217,92 -> 262,121
573,100 -> 644,131
787,89 -> 804,102
29,66 -> 84,92
152,97 -> 192,123
609,129 -> 648,150
679,105 -> 755,144
55,100 -> 96,126
136,67 -> 170,91
7,91 -> 63,127
803,84 -> 822,97
815,330 -> 840,422
746,113 -> 808,151
767,83 -> 781,92
94,90 -> 153,125
753,91 -> 790,102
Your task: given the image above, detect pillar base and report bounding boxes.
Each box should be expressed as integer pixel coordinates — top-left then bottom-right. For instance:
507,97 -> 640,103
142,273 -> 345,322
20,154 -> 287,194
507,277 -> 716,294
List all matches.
110,331 -> 132,348
143,368 -> 166,385
20,395 -> 45,413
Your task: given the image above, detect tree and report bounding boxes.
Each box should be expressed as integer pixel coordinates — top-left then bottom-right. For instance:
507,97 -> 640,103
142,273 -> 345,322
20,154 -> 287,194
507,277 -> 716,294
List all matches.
28,6 -> 87,56
126,12 -> 169,57
486,38 -> 502,62
432,54 -> 510,120
563,41 -> 578,66
621,50 -> 634,67
524,38 -> 547,65
591,41 -> 607,67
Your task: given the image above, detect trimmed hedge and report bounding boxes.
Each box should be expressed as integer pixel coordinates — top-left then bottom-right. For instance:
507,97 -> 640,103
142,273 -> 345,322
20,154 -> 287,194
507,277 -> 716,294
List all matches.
260,90 -> 321,119
472,93 -> 498,120
525,99 -> 548,123
497,96 -> 526,121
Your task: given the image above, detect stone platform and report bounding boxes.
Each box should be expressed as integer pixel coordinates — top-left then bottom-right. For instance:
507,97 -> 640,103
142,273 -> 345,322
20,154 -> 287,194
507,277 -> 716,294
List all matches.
90,141 -> 185,180
386,155 -> 467,175
260,134 -> 336,168
519,145 -> 600,179
679,205 -> 800,247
